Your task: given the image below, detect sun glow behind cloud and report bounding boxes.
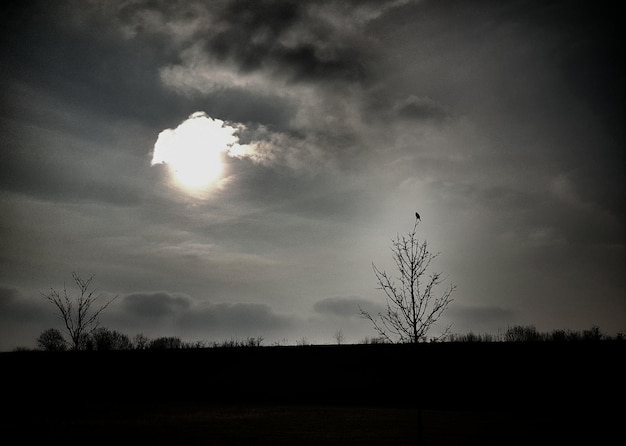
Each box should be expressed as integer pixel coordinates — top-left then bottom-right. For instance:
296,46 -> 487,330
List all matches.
151,112 -> 254,194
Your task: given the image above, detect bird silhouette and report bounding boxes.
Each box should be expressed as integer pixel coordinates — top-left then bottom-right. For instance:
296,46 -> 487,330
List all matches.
415,211 -> 421,220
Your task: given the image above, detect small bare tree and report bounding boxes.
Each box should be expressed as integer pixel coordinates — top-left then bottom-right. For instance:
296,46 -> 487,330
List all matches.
334,329 -> 345,345
41,271 -> 118,350
360,215 -> 456,343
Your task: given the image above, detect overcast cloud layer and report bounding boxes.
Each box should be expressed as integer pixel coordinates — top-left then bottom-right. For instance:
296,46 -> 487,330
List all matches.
1,0 -> 624,350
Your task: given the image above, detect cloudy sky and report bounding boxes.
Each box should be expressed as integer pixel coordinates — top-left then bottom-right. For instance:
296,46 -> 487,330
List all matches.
1,0 -> 624,350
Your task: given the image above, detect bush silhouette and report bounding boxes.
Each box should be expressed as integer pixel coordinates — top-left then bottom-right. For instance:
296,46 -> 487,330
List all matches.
148,336 -> 183,349
91,327 -> 132,351
36,328 -> 68,351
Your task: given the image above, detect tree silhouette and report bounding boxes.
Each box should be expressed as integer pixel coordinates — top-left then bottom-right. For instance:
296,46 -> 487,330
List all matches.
41,271 -> 118,350
36,328 -> 68,351
91,327 -> 132,351
360,215 -> 456,343
148,336 -> 183,349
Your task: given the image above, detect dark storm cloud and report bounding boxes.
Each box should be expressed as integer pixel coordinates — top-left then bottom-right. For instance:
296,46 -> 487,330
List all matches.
99,293 -> 297,344
123,291 -> 192,318
113,0 -> 399,86
198,90 -> 296,133
104,0 -> 412,156
205,0 -> 370,84
313,296 -> 378,318
180,302 -> 295,335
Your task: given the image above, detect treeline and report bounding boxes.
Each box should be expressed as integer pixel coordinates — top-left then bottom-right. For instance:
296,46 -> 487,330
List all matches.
444,324 -> 624,343
26,324 -> 623,352
31,327 -> 265,352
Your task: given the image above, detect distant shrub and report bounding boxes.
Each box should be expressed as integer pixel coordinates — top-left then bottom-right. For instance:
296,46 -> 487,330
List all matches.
445,325 -> 620,343
582,325 -> 603,341
271,338 -> 289,346
209,337 -> 264,348
182,340 -> 208,348
148,336 -> 183,350
334,330 -> 345,345
91,327 -> 132,351
245,336 -> 264,347
296,337 -> 310,346
547,329 -> 570,342
546,329 -> 590,342
132,333 -> 150,350
503,325 -> 544,342
359,336 -> 389,345
36,328 -> 68,351
446,332 -> 497,342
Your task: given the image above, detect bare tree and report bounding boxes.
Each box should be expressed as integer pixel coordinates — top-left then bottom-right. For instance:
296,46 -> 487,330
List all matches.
133,333 -> 150,350
360,215 -> 456,343
333,329 -> 345,345
41,271 -> 118,350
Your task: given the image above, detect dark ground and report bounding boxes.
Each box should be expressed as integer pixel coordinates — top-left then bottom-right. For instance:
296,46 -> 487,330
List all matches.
2,343 -> 623,444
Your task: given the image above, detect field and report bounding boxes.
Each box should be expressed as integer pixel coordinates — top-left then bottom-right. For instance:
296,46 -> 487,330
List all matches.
2,343 -> 623,444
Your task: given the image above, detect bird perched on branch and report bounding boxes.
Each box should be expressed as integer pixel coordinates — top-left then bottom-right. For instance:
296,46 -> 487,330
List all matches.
415,211 -> 421,221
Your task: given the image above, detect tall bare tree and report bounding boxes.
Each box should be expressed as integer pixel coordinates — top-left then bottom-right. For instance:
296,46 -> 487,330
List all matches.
360,215 -> 456,343
41,271 -> 118,350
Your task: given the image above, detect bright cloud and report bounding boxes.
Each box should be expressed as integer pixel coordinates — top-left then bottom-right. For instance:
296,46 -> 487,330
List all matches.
151,111 -> 254,192
151,110 -> 341,193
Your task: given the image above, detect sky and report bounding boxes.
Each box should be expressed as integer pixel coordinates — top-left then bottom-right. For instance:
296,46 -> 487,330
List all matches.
1,0 -> 624,350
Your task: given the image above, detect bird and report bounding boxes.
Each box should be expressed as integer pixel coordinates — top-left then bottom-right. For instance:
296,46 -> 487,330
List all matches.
415,211 -> 421,221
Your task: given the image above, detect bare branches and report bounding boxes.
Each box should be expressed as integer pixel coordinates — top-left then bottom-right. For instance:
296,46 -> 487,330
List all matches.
361,216 -> 456,343
41,271 -> 118,350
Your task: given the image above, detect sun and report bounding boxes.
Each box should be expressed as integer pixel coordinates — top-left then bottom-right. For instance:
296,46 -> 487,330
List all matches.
163,129 -> 224,190
151,112 -> 237,193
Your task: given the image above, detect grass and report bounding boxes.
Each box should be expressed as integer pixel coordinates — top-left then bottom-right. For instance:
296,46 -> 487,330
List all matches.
3,342 -> 622,444
7,402 -> 587,446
